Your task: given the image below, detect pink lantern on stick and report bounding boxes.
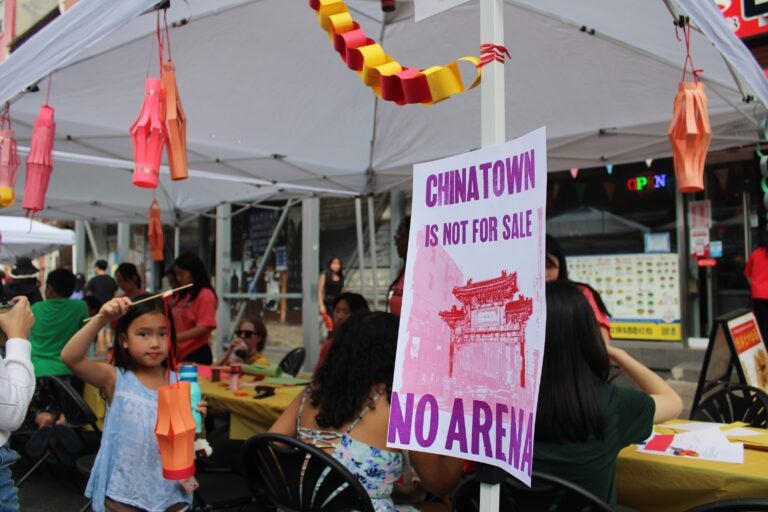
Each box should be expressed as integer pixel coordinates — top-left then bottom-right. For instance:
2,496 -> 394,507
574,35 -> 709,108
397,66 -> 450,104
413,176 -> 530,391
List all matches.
0,104 -> 20,208
22,105 -> 55,215
130,77 -> 167,188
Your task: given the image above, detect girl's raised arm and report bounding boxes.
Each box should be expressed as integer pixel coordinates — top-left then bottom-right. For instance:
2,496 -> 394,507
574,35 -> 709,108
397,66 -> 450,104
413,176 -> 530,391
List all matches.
61,297 -> 131,399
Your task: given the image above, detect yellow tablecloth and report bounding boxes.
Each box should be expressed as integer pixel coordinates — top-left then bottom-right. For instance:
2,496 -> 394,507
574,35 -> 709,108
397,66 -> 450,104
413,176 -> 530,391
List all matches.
616,425 -> 768,512
200,377 -> 305,440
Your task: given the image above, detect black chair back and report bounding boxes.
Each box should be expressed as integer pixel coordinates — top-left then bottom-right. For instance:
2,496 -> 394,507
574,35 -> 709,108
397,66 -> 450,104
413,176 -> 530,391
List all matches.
691,383 -> 768,428
451,471 -> 613,512
241,433 -> 375,512
278,347 -> 306,377
685,498 -> 768,512
47,375 -> 101,432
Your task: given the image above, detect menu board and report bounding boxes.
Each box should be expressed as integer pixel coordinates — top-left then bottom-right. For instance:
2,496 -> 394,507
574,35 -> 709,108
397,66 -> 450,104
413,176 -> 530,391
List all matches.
567,253 -> 681,341
727,313 -> 768,393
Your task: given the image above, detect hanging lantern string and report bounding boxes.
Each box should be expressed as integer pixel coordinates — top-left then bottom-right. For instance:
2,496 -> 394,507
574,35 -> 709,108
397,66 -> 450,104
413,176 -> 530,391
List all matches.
163,9 -> 172,61
156,11 -> 164,76
478,44 -> 511,68
675,21 -> 703,83
163,294 -> 179,383
44,74 -> 53,106
1,101 -> 10,130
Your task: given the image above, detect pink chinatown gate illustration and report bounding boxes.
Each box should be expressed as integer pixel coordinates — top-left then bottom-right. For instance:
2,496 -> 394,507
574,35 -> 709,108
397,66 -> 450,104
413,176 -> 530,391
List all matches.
439,271 -> 532,387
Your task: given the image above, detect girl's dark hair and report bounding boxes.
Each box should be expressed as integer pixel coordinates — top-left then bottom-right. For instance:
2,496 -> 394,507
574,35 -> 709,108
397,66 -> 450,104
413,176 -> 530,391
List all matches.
311,312 -> 399,428
239,316 -> 268,353
113,298 -> 177,370
332,292 -> 369,313
536,281 -> 610,443
545,234 -> 610,317
173,253 -> 216,301
116,263 -> 142,288
326,256 -> 344,280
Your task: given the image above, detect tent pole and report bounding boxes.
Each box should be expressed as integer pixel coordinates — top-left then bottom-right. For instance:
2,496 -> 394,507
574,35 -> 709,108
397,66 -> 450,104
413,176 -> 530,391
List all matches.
355,196 -> 367,299
117,223 -> 130,263
74,221 -> 86,275
83,221 -> 101,260
367,195 -> 379,310
302,198 -> 321,371
214,203 -> 232,361
174,225 -> 180,258
479,0 -> 505,508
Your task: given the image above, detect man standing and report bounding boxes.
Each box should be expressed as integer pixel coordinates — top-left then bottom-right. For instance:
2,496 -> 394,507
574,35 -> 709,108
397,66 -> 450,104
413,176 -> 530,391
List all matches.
85,259 -> 117,306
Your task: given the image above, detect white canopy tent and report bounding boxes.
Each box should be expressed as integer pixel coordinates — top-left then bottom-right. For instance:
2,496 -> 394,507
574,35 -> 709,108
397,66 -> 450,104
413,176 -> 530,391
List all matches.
0,215 -> 75,263
0,0 -> 762,222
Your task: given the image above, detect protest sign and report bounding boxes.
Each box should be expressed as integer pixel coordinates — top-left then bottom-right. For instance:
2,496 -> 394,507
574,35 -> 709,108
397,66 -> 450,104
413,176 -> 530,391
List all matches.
387,127 -> 547,484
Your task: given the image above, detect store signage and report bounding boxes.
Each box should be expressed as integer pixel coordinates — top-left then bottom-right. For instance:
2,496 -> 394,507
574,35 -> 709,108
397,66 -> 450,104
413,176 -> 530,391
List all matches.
727,313 -> 768,392
626,173 -> 667,191
718,0 -> 768,39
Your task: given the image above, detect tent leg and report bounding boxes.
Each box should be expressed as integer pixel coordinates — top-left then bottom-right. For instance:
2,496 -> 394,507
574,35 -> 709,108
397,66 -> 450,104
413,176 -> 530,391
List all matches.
74,221 -> 87,275
174,225 -> 180,258
215,204 -> 231,361
117,222 -> 130,262
355,197 -> 366,299
367,195 -> 379,310
302,198 -> 320,371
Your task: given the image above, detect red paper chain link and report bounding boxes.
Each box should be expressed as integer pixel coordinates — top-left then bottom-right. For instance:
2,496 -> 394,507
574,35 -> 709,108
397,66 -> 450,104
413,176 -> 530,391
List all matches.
478,44 -> 511,68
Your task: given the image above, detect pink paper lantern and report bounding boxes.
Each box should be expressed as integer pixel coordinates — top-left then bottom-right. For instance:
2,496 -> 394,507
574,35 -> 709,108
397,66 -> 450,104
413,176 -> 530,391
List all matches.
22,105 -> 55,215
130,77 -> 167,188
0,124 -> 20,208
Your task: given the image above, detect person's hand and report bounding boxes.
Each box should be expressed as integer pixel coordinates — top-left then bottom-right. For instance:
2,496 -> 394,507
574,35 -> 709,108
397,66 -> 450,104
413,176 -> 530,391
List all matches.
98,297 -> 132,322
0,297 -> 35,340
319,304 -> 326,315
195,399 -> 208,418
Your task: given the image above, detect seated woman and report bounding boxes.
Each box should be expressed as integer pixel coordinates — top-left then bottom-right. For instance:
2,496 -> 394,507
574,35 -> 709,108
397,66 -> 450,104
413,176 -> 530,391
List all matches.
271,312 -> 463,511
215,317 -> 269,366
534,281 -> 683,507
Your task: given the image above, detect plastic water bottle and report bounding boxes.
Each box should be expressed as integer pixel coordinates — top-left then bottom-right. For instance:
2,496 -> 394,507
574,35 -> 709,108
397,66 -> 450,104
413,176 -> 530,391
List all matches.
179,364 -> 204,434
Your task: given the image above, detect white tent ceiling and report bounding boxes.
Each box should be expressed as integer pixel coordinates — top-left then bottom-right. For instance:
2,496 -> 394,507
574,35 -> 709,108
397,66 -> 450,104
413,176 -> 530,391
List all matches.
0,215 -> 75,263
0,0 -> 764,223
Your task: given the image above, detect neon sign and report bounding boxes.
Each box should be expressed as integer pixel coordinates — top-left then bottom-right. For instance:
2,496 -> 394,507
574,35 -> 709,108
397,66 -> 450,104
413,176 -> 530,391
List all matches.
627,173 -> 667,191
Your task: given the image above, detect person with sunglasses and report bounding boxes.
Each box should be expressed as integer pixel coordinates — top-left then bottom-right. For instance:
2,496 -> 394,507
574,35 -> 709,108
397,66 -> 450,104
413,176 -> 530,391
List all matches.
215,317 -> 269,366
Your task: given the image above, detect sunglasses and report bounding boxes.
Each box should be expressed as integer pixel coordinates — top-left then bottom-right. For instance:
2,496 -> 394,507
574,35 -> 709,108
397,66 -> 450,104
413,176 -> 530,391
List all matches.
235,330 -> 257,338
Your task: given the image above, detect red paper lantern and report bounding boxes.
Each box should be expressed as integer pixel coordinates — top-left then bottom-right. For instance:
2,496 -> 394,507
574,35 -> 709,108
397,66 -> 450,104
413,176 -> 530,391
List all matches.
667,81 -> 711,193
155,381 -> 196,480
162,60 -> 188,181
130,77 -> 167,188
22,105 -> 55,215
0,108 -> 20,208
148,198 -> 164,262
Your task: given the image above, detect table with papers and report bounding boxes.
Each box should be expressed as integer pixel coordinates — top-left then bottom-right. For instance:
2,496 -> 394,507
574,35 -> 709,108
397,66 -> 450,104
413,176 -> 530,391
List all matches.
616,421 -> 768,512
200,375 -> 308,440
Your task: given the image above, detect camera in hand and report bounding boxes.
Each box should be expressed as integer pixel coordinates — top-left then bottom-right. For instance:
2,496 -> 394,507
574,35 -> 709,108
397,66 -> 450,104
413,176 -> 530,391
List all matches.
234,349 -> 248,360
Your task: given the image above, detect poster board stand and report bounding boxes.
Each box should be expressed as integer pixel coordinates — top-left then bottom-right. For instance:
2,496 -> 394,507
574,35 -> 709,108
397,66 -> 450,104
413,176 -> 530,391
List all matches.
690,308 -> 768,415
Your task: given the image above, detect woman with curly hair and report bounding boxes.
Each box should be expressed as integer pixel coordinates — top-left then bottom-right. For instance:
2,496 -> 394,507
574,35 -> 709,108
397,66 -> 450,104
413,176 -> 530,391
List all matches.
271,311 -> 463,511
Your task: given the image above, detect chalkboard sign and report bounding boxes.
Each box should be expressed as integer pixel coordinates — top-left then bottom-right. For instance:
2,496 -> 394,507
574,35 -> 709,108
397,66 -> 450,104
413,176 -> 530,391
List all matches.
691,309 -> 768,413
249,209 -> 280,257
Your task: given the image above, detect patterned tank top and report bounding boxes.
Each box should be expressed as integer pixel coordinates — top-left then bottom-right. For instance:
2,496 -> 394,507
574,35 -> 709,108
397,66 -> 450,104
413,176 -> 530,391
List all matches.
296,389 -> 417,512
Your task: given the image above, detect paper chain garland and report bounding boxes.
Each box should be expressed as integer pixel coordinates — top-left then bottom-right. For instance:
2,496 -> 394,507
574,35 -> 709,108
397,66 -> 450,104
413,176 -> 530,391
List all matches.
309,0 -> 482,105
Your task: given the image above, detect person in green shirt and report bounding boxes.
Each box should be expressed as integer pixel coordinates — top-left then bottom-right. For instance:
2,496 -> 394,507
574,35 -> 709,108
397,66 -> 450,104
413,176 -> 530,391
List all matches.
26,268 -> 88,456
533,281 -> 683,507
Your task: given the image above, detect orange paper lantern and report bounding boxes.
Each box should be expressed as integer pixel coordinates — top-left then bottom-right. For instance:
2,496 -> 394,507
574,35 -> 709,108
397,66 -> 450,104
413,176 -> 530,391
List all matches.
22,105 -> 55,215
155,381 -> 196,480
0,106 -> 20,208
162,60 -> 188,181
667,81 -> 711,193
148,198 -> 164,262
130,77 -> 167,189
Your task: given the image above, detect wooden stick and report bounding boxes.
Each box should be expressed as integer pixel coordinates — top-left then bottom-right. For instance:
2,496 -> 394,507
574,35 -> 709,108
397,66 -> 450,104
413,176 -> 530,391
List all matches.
83,283 -> 193,322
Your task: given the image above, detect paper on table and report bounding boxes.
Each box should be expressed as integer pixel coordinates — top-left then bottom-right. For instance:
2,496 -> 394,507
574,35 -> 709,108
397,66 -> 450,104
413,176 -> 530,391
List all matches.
663,421 -> 762,437
637,429 -> 744,463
